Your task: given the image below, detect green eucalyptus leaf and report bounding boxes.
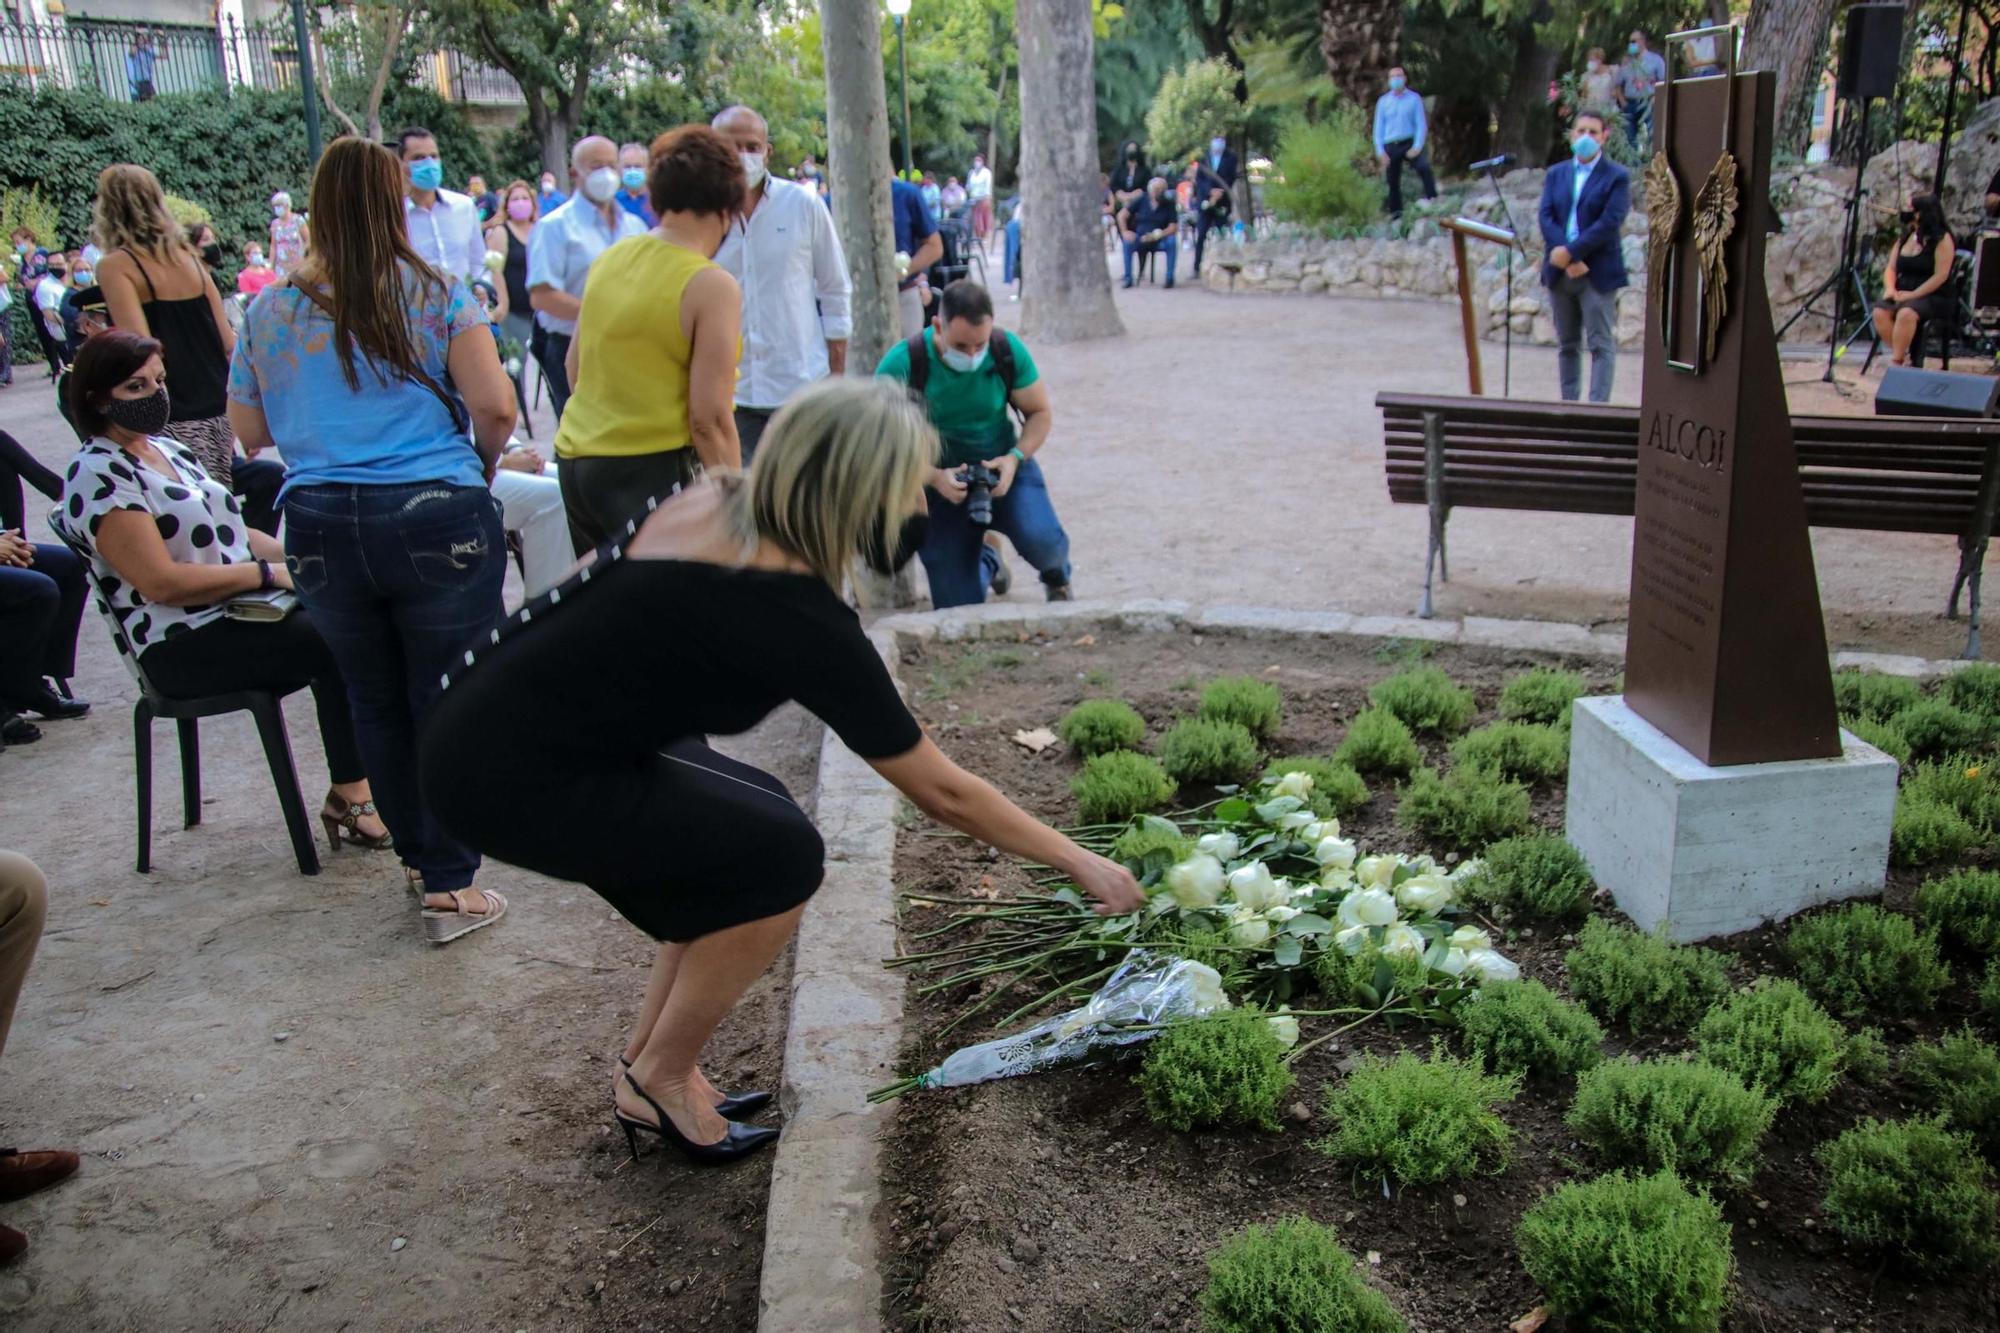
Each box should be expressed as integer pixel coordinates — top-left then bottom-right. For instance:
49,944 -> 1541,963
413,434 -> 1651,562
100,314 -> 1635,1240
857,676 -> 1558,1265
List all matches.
1284,913 -> 1333,937
1214,798 -> 1253,823
1273,935 -> 1303,967
1051,886 -> 1085,907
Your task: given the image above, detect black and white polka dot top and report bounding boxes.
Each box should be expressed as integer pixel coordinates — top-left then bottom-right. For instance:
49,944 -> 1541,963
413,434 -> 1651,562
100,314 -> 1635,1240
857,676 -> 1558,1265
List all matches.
56,436 -> 253,657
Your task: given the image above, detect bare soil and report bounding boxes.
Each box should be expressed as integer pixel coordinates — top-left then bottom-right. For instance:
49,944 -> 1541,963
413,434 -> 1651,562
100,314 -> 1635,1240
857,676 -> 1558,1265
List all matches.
880,627 -> 2000,1333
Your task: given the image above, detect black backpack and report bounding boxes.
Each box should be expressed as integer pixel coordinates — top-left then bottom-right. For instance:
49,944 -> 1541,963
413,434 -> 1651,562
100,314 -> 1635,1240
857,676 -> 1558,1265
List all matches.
902,330 -> 1019,400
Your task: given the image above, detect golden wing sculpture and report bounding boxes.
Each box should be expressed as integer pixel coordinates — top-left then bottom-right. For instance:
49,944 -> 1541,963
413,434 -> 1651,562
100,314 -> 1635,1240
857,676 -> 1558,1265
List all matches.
1692,150 -> 1740,366
1643,152 -> 1682,346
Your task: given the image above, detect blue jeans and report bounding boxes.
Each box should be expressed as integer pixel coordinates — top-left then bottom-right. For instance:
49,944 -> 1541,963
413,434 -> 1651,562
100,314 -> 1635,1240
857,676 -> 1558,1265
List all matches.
283,482 -> 504,894
1123,235 -> 1177,284
920,456 -> 1071,610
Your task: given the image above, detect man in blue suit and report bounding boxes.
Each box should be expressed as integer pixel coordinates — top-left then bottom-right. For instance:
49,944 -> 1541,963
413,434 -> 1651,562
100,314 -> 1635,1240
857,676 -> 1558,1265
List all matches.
1537,109 -> 1631,402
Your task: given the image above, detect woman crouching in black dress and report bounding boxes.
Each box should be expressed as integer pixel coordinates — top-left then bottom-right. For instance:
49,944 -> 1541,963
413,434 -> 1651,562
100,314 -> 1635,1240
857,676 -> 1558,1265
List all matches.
421,378 -> 1143,1163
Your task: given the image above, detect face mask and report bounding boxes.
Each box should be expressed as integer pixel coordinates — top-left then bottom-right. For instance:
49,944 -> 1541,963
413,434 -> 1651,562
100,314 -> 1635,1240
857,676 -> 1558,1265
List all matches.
409,157 -> 443,192
1388,75 -> 1405,92
507,198 -> 534,222
863,510 -> 929,576
272,202 -> 288,217
1628,42 -> 1640,55
11,242 -> 25,254
939,344 -> 988,374
740,152 -> 767,187
73,268 -> 92,285
541,179 -> 556,193
247,251 -> 264,266
1572,134 -> 1600,161
199,241 -> 222,268
1587,59 -> 1601,72
582,166 -> 619,204
622,167 -> 646,192
1126,148 -> 1139,160
47,268 -> 65,282
1211,138 -> 1226,155
104,385 -> 171,436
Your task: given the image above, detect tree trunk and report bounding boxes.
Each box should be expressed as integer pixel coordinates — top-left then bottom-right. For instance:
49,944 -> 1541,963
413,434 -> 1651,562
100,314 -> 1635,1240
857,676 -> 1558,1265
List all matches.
1493,12 -> 1559,166
1742,0 -> 1842,158
361,1 -> 414,145
1317,0 -> 1401,110
1018,0 -> 1124,341
820,0 -> 901,373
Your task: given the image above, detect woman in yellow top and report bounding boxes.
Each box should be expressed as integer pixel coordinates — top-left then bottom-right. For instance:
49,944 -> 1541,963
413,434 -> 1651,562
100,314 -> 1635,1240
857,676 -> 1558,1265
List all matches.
557,125 -> 746,554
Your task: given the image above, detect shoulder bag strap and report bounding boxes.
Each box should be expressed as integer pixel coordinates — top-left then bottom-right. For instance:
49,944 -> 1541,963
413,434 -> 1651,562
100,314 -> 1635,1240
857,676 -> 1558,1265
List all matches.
285,278 -> 469,435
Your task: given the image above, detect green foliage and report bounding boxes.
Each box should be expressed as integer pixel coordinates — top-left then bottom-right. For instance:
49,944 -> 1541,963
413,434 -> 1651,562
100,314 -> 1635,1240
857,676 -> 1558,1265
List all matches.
1942,661 -> 2000,719
1198,676 -> 1283,739
1059,698 -> 1147,756
1200,1217 -> 1408,1333
1395,765 -> 1531,850
1901,755 -> 2000,831
160,194 -> 211,227
1317,1045 -> 1519,1187
1109,815 -> 1192,866
1903,1028 -> 2000,1153
1136,1009 -> 1293,1132
1468,833 -> 1594,920
1915,867 -> 2000,954
1456,979 -> 1604,1079
1334,708 -> 1423,778
1516,1170 -> 1735,1333
1889,699 -> 1990,760
1985,959 -> 2000,1022
1498,667 -> 1588,725
1891,791 -> 1981,868
1313,941 -> 1432,1009
0,186 -> 59,250
1260,757 -> 1369,820
1368,666 -> 1476,736
1693,978 -> 1859,1106
1145,57 -> 1250,160
1450,721 -> 1569,783
1264,110 -> 1381,227
1565,918 -> 1732,1035
1818,1116 -> 1999,1273
1567,1058 -> 1775,1184
1831,670 -> 1923,722
1782,903 -> 1951,1018
1158,717 -> 1260,787
1071,751 -> 1176,824
1841,714 -> 1912,765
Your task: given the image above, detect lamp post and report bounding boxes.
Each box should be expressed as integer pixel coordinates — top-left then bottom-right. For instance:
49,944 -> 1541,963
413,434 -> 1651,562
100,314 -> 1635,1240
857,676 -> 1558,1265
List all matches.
886,0 -> 913,178
290,0 -> 321,165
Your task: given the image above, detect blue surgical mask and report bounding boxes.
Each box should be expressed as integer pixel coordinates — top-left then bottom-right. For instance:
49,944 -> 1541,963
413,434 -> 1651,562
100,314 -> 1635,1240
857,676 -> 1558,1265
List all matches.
1572,134 -> 1600,161
409,157 -> 443,191
1388,75 -> 1406,92
940,345 -> 989,374
1210,138 -> 1226,155
1628,42 -> 1640,55
622,167 -> 646,191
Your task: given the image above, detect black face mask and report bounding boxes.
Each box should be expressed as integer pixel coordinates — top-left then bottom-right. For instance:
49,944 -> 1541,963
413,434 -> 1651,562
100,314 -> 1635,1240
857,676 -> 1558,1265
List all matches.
864,510 -> 929,576
1901,208 -> 1916,226
200,241 -> 223,268
103,385 -> 171,437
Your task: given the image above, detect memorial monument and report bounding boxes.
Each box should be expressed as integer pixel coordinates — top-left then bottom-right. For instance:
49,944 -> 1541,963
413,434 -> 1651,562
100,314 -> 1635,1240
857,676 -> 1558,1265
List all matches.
1566,29 -> 1899,942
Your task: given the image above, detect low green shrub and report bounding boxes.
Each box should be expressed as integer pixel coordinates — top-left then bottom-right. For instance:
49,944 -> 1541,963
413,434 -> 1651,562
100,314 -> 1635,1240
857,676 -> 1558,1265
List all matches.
1565,918 -> 1732,1034
1136,1008 -> 1294,1132
1158,717 -> 1260,786
1313,940 -> 1432,1008
1942,660 -> 2000,719
1818,1116 -> 1999,1273
1903,1028 -> 2000,1153
1466,833 -> 1594,920
1782,903 -> 1951,1018
1456,979 -> 1604,1078
1334,708 -> 1423,778
1260,756 -> 1370,820
1841,713 -> 1912,765
1057,698 -> 1146,756
1915,867 -> 2000,954
1450,721 -> 1569,783
1567,1058 -> 1775,1184
1516,1170 -> 1734,1333
1832,670 -> 1923,722
1498,667 -> 1588,726
1891,791 -> 1981,868
1198,676 -> 1283,739
1693,978 -> 1857,1105
1201,1216 -> 1407,1333
1890,699 -> 1990,760
1369,666 -> 1476,736
1900,756 -> 2000,832
1109,816 -> 1192,867
1262,107 -> 1386,228
1395,765 -> 1531,850
1317,1045 -> 1519,1187
1071,751 -> 1176,824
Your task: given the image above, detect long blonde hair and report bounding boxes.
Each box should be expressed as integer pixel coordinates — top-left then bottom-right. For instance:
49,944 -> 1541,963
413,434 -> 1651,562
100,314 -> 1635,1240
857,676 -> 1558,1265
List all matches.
291,136 -> 450,392
725,378 -> 937,587
91,164 -> 195,265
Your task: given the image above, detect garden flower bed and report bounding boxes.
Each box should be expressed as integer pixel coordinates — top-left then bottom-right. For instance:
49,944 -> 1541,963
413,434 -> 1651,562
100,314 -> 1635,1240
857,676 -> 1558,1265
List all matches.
878,625 -> 2000,1332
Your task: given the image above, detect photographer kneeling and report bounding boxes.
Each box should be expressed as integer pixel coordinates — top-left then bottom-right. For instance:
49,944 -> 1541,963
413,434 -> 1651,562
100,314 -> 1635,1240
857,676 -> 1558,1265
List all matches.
877,280 -> 1073,608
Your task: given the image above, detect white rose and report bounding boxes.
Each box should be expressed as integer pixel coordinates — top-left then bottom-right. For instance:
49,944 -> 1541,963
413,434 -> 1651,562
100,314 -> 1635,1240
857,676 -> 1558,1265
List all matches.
1354,855 -> 1398,890
1320,866 -> 1358,892
1267,1012 -> 1300,1049
1264,904 -> 1302,923
1228,861 -> 1289,913
1333,924 -> 1370,953
1464,949 -> 1520,983
1274,811 -> 1317,833
1336,886 -> 1399,930
1165,854 -> 1225,910
1228,909 -> 1273,947
1304,818 -> 1341,843
1379,923 -> 1425,960
1272,771 -> 1314,801
1314,836 -> 1359,871
1196,831 -> 1240,862
482,248 -> 506,271
894,249 -> 912,277
1183,961 -> 1230,1012
1437,947 -> 1470,975
1449,925 -> 1492,953
1448,857 -> 1484,883
1395,873 -> 1455,917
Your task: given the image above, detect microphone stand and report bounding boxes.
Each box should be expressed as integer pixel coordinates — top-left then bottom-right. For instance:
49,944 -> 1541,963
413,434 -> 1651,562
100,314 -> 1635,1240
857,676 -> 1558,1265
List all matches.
1480,161 -> 1521,397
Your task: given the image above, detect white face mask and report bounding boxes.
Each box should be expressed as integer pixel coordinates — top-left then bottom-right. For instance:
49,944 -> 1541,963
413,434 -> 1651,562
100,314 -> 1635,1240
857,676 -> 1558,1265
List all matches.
272,202 -> 288,217
939,344 -> 988,374
741,152 -> 767,187
581,166 -> 619,204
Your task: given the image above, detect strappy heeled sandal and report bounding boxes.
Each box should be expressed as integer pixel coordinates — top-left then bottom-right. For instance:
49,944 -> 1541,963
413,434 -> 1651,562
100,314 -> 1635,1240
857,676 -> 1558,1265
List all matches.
322,791 -> 394,851
422,887 -> 508,945
617,1054 -> 773,1119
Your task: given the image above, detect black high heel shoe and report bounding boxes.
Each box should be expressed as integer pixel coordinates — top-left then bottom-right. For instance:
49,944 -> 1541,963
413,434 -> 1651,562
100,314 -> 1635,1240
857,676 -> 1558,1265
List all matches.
615,1072 -> 779,1165
619,1055 -> 773,1120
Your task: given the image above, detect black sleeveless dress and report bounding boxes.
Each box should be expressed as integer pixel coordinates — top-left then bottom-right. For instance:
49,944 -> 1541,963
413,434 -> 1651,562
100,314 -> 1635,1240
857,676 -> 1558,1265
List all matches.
124,249 -> 235,481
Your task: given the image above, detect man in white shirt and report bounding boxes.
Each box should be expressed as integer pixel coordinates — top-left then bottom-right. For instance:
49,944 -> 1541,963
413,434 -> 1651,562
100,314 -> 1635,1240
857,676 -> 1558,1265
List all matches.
710,105 -> 852,466
526,135 -> 647,422
967,153 -> 995,246
399,126 -> 486,283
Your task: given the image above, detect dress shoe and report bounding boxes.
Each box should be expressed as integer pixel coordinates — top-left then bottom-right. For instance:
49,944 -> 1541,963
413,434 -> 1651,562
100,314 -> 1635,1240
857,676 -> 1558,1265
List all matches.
24,684 -> 88,721
0,1148 -> 78,1202
0,714 -> 39,745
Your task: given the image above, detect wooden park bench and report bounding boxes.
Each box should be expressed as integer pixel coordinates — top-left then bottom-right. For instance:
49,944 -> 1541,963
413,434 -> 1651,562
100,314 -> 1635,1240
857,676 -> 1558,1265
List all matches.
1376,391 -> 2000,657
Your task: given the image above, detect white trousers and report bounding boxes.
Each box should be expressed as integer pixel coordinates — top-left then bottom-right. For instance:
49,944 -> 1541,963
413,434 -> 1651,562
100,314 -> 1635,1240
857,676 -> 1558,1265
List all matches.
489,463 -> 570,599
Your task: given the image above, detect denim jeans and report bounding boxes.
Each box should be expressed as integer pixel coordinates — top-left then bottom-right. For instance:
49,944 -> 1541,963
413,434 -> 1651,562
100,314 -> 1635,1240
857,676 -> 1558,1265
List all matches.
283,482 -> 504,893
1123,235 -> 1177,285
920,456 -> 1071,610
0,542 -> 85,707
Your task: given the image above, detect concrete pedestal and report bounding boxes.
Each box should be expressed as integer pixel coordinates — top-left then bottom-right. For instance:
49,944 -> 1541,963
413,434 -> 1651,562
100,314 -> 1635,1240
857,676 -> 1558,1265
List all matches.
1565,696 -> 1898,942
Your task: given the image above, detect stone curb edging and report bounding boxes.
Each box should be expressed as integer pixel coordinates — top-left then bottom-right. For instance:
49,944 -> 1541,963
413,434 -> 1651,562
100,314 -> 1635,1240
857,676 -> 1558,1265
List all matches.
754,599 -> 1974,1332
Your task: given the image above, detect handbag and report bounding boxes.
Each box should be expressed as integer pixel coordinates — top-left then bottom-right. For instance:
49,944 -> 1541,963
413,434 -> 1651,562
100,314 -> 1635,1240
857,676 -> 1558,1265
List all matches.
222,587 -> 298,622
284,278 -> 471,437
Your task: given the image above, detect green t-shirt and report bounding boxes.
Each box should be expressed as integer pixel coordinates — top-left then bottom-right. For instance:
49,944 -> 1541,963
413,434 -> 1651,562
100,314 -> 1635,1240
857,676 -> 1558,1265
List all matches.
876,328 -> 1040,467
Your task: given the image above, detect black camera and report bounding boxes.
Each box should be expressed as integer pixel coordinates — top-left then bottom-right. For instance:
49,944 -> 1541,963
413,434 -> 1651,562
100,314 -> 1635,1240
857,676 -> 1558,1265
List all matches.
958,463 -> 1001,527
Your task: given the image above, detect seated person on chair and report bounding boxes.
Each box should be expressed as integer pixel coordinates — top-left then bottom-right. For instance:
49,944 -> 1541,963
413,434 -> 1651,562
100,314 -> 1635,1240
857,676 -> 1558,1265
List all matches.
0,525 -> 88,747
1872,193 -> 1956,369
53,329 -> 393,851
1116,177 -> 1179,290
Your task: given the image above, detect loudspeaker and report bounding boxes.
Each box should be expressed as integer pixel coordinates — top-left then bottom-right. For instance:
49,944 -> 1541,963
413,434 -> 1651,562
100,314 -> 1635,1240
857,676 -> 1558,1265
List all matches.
1876,366 -> 2000,418
1836,5 -> 1902,100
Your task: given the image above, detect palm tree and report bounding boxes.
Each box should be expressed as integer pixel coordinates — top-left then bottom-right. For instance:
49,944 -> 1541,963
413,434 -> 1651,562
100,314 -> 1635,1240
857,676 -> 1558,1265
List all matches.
1317,0 -> 1402,109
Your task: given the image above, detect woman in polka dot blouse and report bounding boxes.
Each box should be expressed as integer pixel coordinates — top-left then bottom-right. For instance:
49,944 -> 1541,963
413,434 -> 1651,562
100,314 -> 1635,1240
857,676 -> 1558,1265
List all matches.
55,328 -> 392,853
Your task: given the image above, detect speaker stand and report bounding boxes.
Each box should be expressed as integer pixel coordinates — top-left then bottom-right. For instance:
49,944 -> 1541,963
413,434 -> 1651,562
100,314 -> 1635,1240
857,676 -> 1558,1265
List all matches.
1776,97 -> 1879,384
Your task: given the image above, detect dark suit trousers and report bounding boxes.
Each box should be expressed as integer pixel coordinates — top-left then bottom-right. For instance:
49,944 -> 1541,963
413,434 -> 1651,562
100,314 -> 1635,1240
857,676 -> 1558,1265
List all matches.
1384,140 -> 1438,216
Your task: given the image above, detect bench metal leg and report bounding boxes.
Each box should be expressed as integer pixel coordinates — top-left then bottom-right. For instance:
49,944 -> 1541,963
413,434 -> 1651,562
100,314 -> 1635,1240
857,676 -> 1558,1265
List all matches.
1955,439 -> 2000,658
134,701 -> 153,874
1420,410 -> 1449,619
178,718 -> 201,829
1968,560 -> 1984,660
